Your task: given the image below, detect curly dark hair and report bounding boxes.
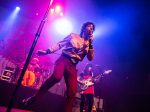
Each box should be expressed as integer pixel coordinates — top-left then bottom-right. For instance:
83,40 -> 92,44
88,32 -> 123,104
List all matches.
80,21 -> 95,36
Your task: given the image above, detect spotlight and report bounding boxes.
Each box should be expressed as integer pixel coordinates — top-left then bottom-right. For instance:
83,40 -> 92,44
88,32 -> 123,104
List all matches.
16,6 -> 20,10
50,8 -> 55,14
49,5 -> 64,17
55,5 -> 61,13
54,18 -> 72,35
60,12 -> 63,16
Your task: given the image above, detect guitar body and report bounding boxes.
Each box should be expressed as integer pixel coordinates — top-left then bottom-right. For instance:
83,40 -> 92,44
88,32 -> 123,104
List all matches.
78,78 -> 94,90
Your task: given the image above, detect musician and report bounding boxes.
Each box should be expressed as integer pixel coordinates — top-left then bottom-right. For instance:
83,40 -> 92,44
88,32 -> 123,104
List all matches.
21,69 -> 35,87
77,63 -> 95,112
21,58 -> 40,88
22,21 -> 95,112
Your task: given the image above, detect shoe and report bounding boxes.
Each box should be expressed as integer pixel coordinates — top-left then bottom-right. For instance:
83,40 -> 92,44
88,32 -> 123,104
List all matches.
22,95 -> 36,106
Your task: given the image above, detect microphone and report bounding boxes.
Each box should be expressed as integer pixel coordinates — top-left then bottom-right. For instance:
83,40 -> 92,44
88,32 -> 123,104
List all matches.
89,38 -> 92,44
89,35 -> 93,49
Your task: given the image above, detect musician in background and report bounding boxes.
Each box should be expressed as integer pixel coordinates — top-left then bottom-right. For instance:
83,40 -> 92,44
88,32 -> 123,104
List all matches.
77,63 -> 95,112
21,69 -> 35,87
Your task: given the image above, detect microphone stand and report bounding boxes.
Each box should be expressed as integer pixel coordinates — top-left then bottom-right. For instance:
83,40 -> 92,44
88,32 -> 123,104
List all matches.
6,0 -> 53,112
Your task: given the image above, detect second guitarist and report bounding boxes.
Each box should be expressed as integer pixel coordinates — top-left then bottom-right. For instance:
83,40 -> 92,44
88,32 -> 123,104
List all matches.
77,63 -> 95,112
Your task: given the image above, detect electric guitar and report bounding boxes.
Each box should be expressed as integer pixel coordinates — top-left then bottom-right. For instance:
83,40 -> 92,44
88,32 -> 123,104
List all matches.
78,70 -> 112,91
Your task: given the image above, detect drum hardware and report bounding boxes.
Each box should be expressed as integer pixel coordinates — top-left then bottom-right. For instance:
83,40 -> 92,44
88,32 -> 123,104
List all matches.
0,67 -> 16,83
94,96 -> 104,112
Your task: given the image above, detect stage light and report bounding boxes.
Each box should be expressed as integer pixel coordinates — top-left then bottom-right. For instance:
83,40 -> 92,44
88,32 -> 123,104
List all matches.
49,5 -> 63,17
55,5 -> 61,13
60,12 -> 63,16
0,6 -> 20,39
11,6 -> 20,19
35,13 -> 39,16
50,8 -> 54,14
54,18 -> 73,35
16,6 -> 20,11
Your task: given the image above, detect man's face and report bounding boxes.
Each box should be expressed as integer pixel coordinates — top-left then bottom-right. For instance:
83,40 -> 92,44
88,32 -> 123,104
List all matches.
84,24 -> 94,39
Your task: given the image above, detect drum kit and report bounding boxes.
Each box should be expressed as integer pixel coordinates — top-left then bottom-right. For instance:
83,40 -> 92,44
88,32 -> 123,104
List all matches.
0,55 -> 53,90
21,57 -> 53,89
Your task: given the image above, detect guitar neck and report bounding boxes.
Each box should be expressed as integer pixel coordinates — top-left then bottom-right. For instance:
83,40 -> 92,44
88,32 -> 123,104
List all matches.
94,70 -> 112,81
94,74 -> 103,80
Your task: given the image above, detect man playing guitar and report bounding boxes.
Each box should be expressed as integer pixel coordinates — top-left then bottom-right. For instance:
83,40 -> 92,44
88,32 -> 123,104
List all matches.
77,63 -> 112,112
77,63 -> 95,112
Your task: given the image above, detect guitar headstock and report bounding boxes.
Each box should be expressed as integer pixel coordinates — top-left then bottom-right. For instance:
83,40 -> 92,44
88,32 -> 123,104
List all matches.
103,70 -> 112,74
94,70 -> 112,79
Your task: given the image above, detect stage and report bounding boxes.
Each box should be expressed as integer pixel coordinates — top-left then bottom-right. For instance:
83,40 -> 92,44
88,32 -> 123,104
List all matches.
0,80 -> 66,112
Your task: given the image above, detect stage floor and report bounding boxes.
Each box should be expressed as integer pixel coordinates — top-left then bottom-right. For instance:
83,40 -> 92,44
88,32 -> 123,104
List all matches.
0,106 -> 32,112
0,80 -> 66,112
